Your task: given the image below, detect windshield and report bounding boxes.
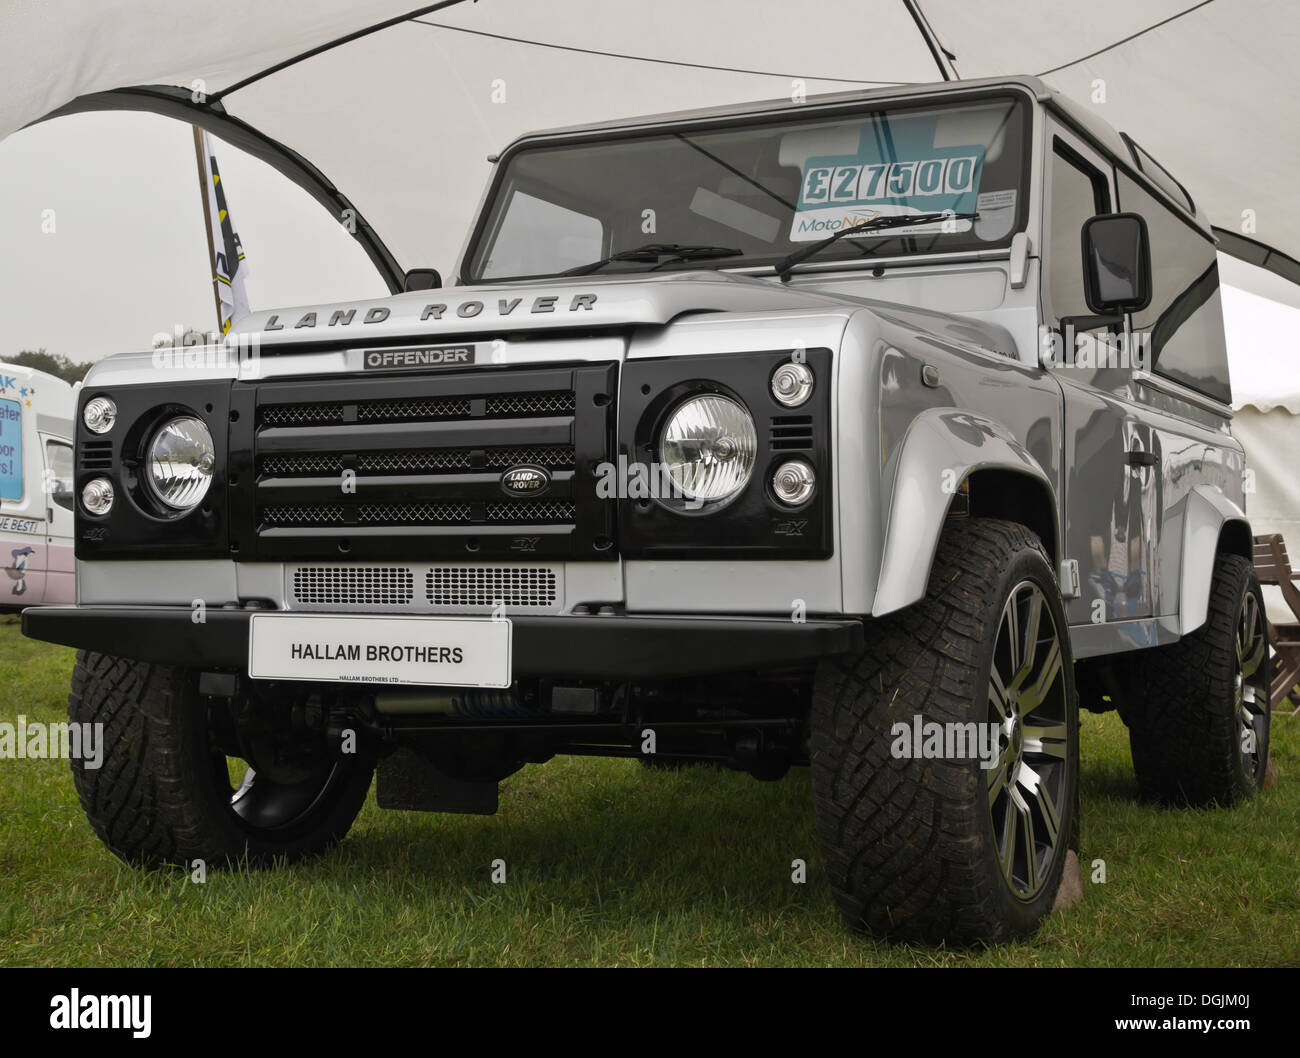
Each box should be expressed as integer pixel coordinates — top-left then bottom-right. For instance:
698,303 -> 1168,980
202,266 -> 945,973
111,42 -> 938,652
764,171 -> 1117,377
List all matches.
465,94 -> 1030,282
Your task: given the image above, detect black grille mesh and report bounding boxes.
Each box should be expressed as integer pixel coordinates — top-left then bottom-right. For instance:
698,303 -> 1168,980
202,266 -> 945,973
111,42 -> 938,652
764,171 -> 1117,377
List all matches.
260,444 -> 575,477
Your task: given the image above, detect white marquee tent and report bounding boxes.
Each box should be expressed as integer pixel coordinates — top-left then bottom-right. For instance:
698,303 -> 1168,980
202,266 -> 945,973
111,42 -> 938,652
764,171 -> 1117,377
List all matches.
1,0 -> 1297,603
3,0 -> 1298,294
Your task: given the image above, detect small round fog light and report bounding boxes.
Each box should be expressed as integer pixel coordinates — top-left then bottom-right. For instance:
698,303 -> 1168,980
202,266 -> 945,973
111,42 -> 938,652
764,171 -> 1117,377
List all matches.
772,460 -> 815,505
82,477 -> 115,516
83,396 -> 117,434
770,361 -> 813,407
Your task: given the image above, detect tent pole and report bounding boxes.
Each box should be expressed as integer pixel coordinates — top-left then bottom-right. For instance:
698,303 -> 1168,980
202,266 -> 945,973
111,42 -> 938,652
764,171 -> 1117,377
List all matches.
191,125 -> 224,335
902,0 -> 958,81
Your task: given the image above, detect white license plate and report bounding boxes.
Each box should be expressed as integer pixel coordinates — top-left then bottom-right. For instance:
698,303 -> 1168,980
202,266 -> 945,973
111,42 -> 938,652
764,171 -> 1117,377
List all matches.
247,614 -> 512,687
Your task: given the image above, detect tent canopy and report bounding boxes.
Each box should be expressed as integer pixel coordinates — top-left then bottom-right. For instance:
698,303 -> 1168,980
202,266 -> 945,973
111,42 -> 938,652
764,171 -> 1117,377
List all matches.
2,0 -> 1298,293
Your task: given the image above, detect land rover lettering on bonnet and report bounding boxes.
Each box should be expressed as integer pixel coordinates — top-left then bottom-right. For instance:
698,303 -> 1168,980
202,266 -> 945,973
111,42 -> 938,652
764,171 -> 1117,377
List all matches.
24,74 -> 1266,947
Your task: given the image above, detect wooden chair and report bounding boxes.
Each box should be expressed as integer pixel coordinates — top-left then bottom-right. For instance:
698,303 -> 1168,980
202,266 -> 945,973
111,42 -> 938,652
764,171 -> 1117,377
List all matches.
1252,533 -> 1300,716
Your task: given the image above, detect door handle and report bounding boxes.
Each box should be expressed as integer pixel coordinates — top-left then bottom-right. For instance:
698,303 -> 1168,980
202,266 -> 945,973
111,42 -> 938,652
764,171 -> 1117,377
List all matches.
1127,450 -> 1157,468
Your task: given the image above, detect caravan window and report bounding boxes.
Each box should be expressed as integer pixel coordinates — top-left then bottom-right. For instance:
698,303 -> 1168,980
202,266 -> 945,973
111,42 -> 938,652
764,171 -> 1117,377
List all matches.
0,398 -> 22,501
44,438 -> 74,509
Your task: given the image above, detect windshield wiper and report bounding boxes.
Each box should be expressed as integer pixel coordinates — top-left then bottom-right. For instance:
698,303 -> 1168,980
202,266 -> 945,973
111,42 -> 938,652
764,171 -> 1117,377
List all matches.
560,243 -> 743,277
773,212 -> 978,280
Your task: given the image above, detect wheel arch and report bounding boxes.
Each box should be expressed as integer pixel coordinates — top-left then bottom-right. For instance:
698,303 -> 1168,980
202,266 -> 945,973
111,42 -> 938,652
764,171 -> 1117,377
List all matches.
1178,483 -> 1253,635
872,408 -> 1060,617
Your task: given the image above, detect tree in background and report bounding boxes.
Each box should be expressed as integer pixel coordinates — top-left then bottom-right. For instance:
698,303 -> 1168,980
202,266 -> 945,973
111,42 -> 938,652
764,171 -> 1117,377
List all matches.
6,349 -> 95,383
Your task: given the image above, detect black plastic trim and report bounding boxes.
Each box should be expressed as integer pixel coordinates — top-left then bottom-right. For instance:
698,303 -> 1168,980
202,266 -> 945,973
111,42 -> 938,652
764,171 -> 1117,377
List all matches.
22,606 -> 865,679
74,380 -> 233,561
618,349 -> 834,559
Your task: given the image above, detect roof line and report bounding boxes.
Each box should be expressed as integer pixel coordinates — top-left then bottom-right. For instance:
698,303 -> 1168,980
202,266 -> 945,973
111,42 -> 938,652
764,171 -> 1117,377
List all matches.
1038,0 -> 1218,77
212,0 -> 476,102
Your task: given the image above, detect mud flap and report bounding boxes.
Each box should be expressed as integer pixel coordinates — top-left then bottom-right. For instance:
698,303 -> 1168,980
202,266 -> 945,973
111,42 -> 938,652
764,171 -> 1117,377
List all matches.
375,747 -> 499,815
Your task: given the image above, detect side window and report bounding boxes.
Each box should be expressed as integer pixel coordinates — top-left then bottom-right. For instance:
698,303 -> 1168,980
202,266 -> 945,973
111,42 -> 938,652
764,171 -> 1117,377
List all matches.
44,439 -> 74,510
1117,173 -> 1230,405
1047,142 -> 1110,322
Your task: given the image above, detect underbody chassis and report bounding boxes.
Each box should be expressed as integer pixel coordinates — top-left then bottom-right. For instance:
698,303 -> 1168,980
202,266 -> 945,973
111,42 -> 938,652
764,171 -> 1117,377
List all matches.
24,604 -> 863,808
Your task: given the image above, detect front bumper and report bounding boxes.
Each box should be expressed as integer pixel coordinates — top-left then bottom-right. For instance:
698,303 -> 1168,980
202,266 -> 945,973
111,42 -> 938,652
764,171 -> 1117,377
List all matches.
21,606 -> 864,679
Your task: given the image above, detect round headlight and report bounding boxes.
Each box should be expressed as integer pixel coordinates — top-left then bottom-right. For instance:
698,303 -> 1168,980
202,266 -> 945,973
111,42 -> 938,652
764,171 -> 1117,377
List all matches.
772,460 -> 816,506
659,394 -> 757,505
771,361 -> 813,407
81,477 -> 115,516
83,396 -> 117,434
148,416 -> 214,510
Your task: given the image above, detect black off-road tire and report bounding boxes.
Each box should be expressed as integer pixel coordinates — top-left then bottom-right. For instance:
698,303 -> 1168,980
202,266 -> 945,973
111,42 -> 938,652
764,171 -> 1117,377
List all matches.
1126,553 -> 1270,806
68,651 -> 374,868
811,518 -> 1079,944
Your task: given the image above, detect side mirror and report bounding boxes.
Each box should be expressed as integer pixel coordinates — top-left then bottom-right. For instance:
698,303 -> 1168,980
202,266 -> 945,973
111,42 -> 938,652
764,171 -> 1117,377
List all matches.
1081,213 -> 1152,315
403,268 -> 442,292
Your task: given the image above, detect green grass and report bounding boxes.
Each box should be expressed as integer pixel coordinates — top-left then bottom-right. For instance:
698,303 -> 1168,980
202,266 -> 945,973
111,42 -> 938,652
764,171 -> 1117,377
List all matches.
1,617 -> 1297,967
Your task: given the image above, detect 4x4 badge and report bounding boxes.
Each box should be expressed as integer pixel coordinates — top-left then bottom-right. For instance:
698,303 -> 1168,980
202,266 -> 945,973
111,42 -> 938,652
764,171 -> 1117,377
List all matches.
500,465 -> 550,498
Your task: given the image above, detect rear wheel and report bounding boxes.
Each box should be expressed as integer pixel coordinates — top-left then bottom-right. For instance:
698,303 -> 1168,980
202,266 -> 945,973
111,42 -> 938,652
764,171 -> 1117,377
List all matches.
1126,553 -> 1270,805
68,651 -> 374,867
811,518 -> 1078,943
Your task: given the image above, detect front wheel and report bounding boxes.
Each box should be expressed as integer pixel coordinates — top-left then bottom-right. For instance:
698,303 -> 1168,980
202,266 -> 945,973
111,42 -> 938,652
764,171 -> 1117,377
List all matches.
68,652 -> 374,868
811,518 -> 1079,944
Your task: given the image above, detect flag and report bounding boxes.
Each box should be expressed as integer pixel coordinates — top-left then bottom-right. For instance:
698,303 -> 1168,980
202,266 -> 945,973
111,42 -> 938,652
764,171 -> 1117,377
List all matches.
199,130 -> 250,335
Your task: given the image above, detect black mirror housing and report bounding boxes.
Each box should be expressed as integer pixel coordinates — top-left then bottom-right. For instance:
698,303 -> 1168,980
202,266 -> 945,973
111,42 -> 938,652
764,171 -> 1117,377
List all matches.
1081,212 -> 1152,315
403,268 -> 442,292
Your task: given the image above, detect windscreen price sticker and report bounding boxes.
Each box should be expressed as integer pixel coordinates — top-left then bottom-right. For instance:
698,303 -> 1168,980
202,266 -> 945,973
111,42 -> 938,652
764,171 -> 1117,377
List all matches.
801,156 -> 980,206
791,143 -> 985,242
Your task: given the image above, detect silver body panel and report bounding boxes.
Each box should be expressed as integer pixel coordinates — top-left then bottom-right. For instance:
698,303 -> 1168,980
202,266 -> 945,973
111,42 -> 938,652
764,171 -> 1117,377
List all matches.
74,75 -> 1247,665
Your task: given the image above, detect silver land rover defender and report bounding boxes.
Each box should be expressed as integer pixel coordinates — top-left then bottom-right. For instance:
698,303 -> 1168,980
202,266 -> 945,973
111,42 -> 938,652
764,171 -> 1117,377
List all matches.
24,75 -> 1270,944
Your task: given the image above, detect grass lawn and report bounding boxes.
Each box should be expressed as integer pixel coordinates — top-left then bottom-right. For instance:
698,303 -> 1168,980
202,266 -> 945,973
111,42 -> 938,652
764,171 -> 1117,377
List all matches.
1,617 -> 1297,967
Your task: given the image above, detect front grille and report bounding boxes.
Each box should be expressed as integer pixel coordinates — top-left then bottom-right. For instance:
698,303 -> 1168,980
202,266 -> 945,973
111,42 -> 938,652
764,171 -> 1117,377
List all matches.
258,392 -> 575,428
357,501 -> 476,524
232,363 -> 616,562
264,504 -> 345,525
294,566 -> 414,606
261,444 -> 575,477
261,402 -> 344,427
427,566 -> 557,607
264,499 -> 577,526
